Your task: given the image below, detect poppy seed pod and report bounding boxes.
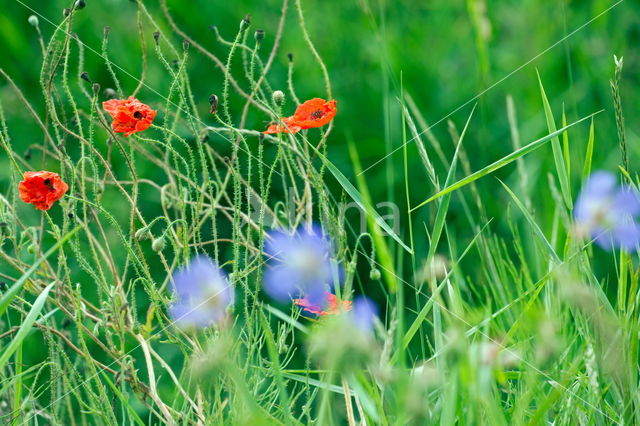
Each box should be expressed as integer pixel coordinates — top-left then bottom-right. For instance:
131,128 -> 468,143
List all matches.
28,15 -> 39,27
152,237 -> 166,252
369,269 -> 381,281
272,90 -> 285,107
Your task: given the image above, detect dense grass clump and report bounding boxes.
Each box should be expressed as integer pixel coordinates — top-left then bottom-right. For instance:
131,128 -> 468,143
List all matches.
1,0 -> 640,424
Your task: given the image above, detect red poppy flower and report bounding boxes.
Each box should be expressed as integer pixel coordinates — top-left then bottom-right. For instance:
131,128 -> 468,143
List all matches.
263,117 -> 302,135
262,98 -> 337,134
102,96 -> 156,137
18,171 -> 69,211
294,292 -> 352,316
289,98 -> 337,130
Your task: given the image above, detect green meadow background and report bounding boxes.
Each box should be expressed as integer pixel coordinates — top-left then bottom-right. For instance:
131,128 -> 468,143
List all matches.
1,0 -> 639,423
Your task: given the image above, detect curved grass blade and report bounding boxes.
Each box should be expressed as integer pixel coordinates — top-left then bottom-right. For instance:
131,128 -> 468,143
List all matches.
0,283 -> 54,371
410,112 -> 600,212
0,226 -> 80,316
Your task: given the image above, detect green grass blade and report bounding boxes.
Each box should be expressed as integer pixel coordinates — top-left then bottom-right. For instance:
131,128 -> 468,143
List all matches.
312,143 -> 413,254
537,72 -> 573,209
0,226 -> 80,316
582,118 -> 595,179
0,283 -> 54,371
498,179 -> 560,263
410,112 -> 599,211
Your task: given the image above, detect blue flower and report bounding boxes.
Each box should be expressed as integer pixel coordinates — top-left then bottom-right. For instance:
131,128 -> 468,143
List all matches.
350,296 -> 378,333
169,255 -> 234,328
263,225 -> 341,305
574,171 -> 640,251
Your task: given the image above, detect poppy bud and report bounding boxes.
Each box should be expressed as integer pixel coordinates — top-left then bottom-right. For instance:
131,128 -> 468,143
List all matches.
254,29 -> 265,43
63,8 -> 71,17
92,83 -> 100,94
75,0 -> 86,9
287,53 -> 294,62
0,282 -> 6,291
182,39 -> 190,51
135,228 -> 151,241
153,31 -> 160,45
240,15 -> 251,32
0,222 -> 9,237
28,15 -> 39,27
209,94 -> 218,115
152,237 -> 166,252
104,26 -> 111,38
370,269 -> 381,281
103,88 -> 117,99
80,72 -> 91,83
272,90 -> 285,106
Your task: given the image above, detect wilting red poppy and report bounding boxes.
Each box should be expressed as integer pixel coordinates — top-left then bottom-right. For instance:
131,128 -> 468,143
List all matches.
103,96 -> 156,137
263,117 -> 302,135
18,171 -> 68,211
294,292 -> 352,316
262,98 -> 337,134
290,98 -> 337,130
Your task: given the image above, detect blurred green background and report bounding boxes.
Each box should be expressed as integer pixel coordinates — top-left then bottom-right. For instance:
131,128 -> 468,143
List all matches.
1,0 -> 639,420
1,0 -> 638,239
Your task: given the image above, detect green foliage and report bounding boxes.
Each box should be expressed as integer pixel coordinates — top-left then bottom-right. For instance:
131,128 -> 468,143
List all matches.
0,0 -> 639,424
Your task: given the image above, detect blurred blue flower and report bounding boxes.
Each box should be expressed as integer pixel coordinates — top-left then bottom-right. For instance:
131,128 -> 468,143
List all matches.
169,255 -> 234,328
263,225 -> 341,306
351,296 -> 378,333
575,170 -> 640,251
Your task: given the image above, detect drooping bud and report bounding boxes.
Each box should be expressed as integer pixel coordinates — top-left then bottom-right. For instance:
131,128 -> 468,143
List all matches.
80,71 -> 91,83
152,237 -> 166,252
135,228 -> 151,241
209,94 -> 219,115
75,0 -> 86,10
287,53 -> 294,62
28,15 -> 39,27
63,8 -> 71,17
240,15 -> 251,32
272,90 -> 285,107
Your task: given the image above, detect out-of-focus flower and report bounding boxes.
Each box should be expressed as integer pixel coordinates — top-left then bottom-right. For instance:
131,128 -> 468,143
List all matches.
18,171 -> 68,211
261,98 -> 336,134
169,255 -> 233,329
263,117 -> 301,135
289,98 -> 337,130
263,225 -> 341,306
350,296 -> 378,333
294,292 -> 352,316
102,96 -> 156,137
574,170 -> 640,250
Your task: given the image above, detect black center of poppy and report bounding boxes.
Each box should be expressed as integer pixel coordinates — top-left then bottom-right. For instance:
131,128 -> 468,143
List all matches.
310,110 -> 325,120
43,178 -> 54,191
133,111 -> 144,119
